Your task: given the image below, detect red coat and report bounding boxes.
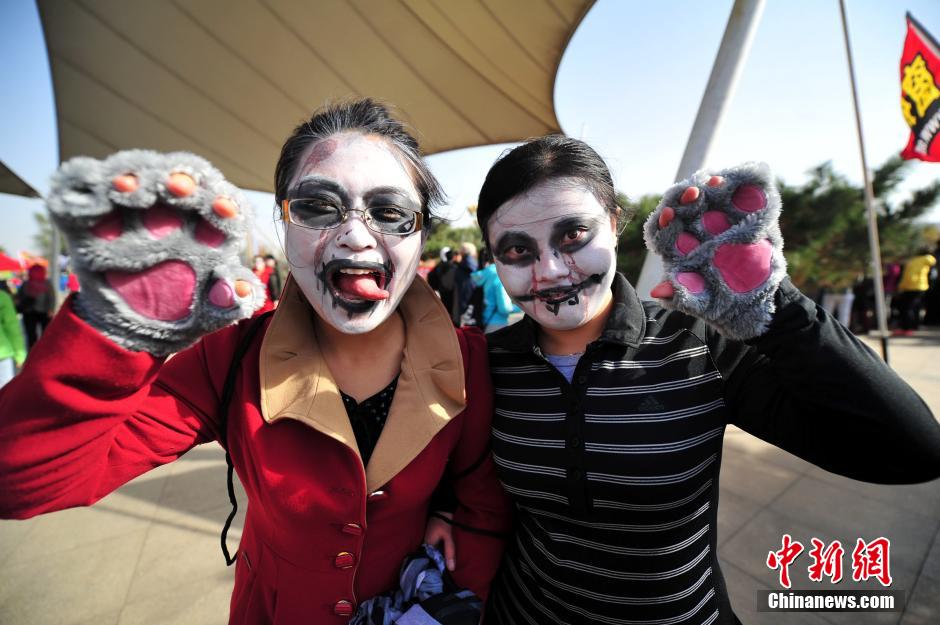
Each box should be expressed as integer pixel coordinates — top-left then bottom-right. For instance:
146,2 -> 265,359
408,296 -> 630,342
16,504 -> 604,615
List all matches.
0,277 -> 511,624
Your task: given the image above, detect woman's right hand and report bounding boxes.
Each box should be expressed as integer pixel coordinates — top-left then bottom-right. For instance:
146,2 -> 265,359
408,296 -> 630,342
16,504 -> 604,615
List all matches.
48,150 -> 265,355
424,511 -> 456,571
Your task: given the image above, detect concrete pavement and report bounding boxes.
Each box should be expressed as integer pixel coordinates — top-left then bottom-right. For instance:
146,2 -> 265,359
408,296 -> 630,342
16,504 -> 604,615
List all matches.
1,331 -> 938,625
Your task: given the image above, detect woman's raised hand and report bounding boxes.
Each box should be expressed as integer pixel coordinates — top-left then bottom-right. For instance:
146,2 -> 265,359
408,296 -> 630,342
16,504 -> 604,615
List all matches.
643,163 -> 787,340
48,150 -> 266,355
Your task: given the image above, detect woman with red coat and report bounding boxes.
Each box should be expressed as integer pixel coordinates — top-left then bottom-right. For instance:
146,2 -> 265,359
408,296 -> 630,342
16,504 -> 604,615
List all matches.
0,99 -> 510,624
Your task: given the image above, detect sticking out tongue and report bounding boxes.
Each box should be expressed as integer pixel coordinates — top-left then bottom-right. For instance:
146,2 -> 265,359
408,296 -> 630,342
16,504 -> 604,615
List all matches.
334,272 -> 389,301
105,260 -> 196,321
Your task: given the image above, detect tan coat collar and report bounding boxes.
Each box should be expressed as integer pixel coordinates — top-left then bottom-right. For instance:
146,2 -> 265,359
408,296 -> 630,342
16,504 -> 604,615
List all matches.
259,274 -> 466,492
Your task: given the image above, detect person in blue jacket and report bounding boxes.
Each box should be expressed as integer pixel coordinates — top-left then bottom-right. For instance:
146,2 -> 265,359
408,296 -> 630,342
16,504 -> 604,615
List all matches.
471,248 -> 519,333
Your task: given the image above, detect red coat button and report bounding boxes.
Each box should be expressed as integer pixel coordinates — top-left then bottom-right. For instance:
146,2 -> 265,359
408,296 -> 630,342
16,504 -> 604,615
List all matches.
367,489 -> 388,502
334,600 -> 353,616
341,523 -> 363,536
334,551 -> 355,569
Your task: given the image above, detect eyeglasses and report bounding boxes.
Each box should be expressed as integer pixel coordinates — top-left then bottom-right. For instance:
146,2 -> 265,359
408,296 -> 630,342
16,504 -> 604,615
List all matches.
282,199 -> 423,236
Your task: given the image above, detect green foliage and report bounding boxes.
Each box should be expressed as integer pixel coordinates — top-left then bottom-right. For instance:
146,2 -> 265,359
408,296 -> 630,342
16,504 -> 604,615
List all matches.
424,222 -> 484,260
778,157 -> 940,292
32,211 -> 68,258
616,192 -> 660,283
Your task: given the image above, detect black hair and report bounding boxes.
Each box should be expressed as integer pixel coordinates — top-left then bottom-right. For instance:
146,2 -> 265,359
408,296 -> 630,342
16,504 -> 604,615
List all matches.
476,135 -> 621,241
263,254 -> 276,262
274,98 -> 445,227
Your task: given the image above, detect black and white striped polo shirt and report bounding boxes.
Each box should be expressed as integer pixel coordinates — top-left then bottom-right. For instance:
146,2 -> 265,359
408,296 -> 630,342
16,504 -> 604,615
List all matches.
485,273 -> 741,625
480,270 -> 937,625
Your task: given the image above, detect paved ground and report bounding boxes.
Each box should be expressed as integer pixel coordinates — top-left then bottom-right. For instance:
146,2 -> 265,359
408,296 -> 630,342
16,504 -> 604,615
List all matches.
1,331 -> 938,625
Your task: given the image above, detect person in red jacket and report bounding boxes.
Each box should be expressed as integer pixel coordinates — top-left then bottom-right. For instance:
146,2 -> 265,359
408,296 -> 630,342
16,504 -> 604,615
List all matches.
252,254 -> 276,315
0,99 -> 510,624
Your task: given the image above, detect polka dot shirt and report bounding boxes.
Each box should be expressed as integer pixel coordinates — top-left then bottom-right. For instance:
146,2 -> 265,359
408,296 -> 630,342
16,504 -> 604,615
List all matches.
340,375 -> 399,465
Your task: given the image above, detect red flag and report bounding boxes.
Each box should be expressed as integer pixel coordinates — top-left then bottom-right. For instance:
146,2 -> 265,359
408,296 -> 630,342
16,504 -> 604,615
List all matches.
901,14 -> 940,161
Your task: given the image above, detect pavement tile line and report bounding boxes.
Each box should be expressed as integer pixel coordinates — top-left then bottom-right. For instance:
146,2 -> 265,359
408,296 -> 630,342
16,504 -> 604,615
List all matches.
114,461 -> 174,625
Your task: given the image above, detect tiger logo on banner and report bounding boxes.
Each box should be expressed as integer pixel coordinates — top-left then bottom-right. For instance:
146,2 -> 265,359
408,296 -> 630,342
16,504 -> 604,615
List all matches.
901,13 -> 940,162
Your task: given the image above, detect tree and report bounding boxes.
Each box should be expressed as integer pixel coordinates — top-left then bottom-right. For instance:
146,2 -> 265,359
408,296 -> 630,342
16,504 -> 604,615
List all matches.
424,222 -> 484,261
616,192 -> 660,284
32,211 -> 68,259
778,156 -> 940,293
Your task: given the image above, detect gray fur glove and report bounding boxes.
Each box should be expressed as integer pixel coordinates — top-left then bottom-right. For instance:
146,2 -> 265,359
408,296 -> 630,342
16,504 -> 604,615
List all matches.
643,163 -> 787,340
48,150 -> 266,356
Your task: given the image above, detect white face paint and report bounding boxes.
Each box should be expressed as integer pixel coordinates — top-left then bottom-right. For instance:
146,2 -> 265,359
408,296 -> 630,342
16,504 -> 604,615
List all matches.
487,179 -> 617,331
284,133 -> 424,334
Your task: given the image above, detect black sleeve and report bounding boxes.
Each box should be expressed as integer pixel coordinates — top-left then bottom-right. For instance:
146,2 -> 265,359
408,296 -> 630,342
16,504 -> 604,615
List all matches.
710,278 -> 940,484
430,471 -> 459,513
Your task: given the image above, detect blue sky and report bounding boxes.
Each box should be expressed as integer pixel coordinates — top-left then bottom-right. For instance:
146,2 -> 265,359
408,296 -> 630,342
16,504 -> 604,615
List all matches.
1,0 -> 939,256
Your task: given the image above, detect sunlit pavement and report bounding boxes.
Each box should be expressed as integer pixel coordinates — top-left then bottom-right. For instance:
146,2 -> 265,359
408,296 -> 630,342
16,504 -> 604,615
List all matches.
0,331 -> 938,625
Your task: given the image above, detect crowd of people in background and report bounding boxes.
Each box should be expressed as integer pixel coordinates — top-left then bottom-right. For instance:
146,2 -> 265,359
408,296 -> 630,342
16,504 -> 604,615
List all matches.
1,235 -> 938,391
425,241 -> 520,332
252,253 -> 284,314
0,265 -> 52,389
846,242 -> 940,335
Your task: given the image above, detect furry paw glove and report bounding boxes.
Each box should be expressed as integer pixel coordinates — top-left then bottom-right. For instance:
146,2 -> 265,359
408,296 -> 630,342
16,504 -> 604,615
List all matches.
48,150 -> 266,356
643,162 -> 787,340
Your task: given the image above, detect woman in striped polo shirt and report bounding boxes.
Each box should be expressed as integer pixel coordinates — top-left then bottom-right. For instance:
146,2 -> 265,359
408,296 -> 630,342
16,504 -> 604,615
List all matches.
429,135 -> 940,625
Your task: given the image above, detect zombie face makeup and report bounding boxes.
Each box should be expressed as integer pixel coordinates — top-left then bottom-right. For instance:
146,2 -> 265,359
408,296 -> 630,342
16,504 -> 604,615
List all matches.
284,133 -> 424,334
487,179 -> 618,330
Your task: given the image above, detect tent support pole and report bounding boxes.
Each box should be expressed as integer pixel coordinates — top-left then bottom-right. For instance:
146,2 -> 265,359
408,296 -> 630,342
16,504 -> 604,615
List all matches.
636,0 -> 766,297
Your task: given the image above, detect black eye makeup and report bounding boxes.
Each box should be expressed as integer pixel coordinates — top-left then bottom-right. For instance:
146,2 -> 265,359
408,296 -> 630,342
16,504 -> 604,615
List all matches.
494,231 -> 538,266
289,179 -> 420,213
289,176 -> 350,205
363,187 -> 421,214
548,217 -> 599,255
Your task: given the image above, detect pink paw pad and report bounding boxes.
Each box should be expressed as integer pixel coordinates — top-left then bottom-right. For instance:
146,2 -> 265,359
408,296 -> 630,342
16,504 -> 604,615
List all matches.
194,219 -> 227,247
676,272 -> 706,294
91,212 -> 123,241
658,206 -> 675,228
105,260 -> 196,321
651,281 -> 675,299
208,279 -> 234,308
676,232 -> 700,255
112,174 -> 139,193
731,185 -> 766,213
143,206 -> 183,238
713,239 -> 773,293
702,211 -> 731,235
680,186 -> 700,204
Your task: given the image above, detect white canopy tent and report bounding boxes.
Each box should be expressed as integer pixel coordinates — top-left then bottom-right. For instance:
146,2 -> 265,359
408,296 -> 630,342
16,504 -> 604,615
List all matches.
0,161 -> 40,199
37,0 -> 595,191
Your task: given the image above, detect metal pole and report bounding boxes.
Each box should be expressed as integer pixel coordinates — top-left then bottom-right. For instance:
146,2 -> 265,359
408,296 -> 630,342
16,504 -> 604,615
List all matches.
636,0 -> 767,297
838,0 -> 889,364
